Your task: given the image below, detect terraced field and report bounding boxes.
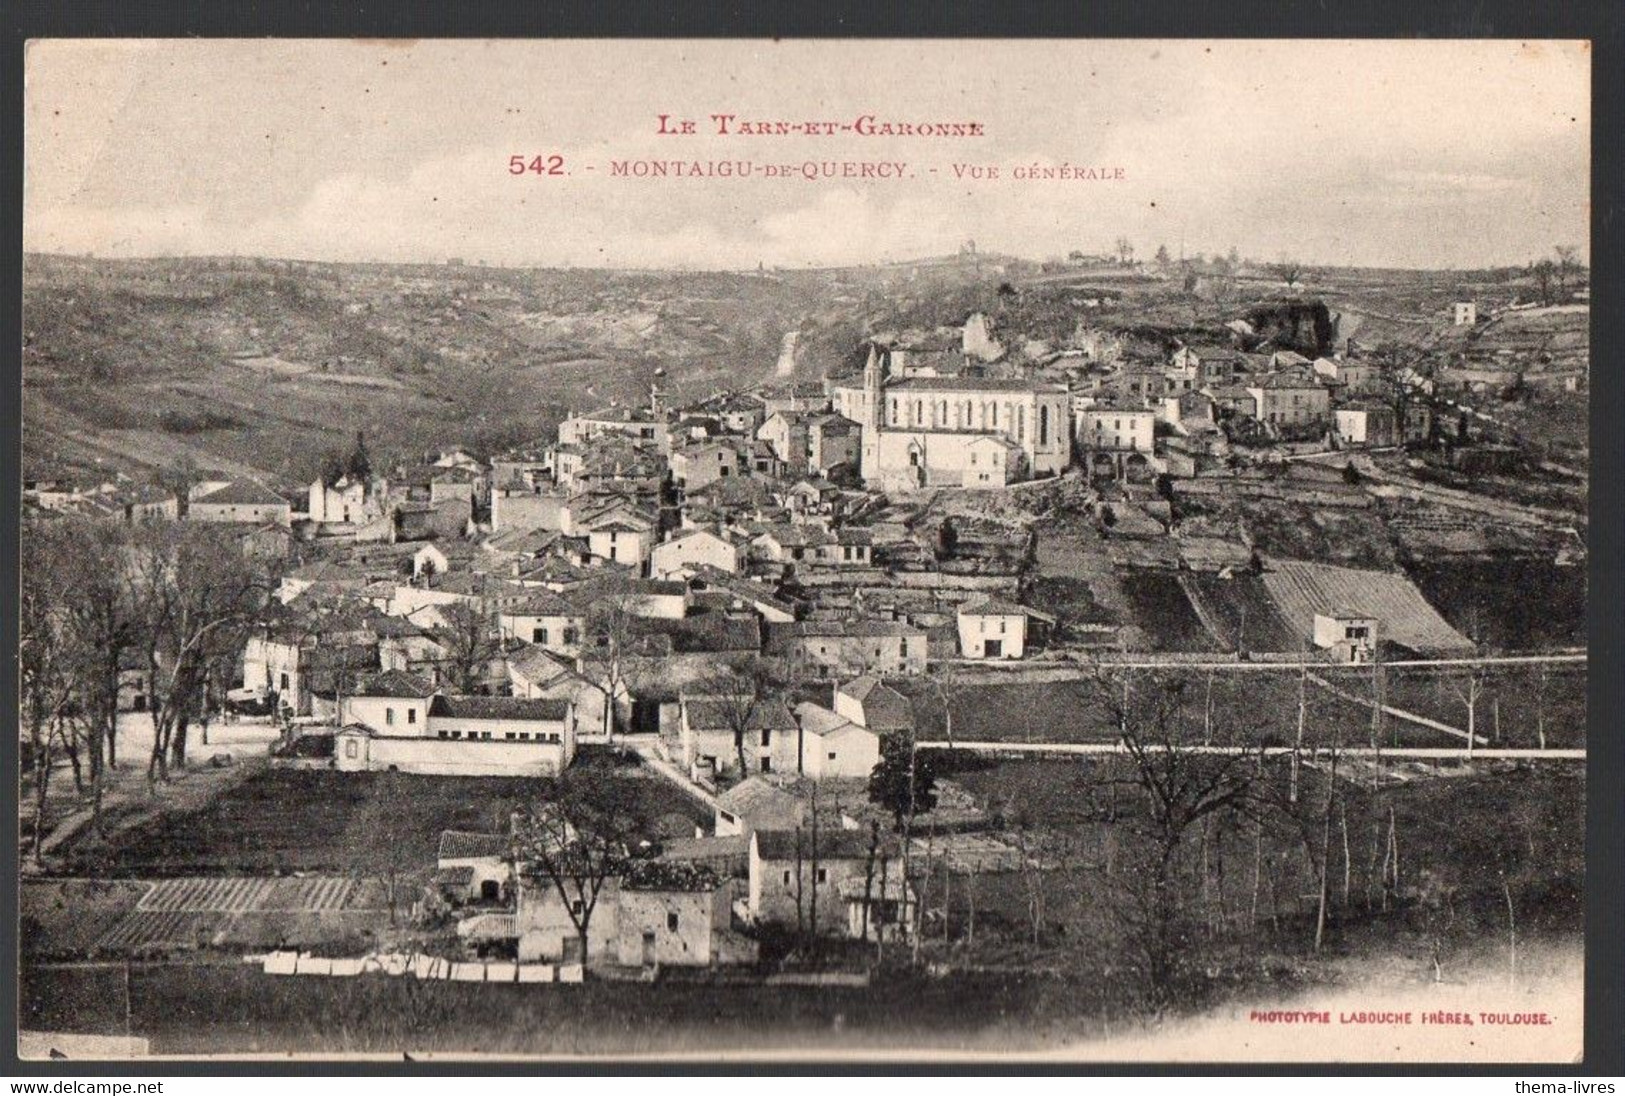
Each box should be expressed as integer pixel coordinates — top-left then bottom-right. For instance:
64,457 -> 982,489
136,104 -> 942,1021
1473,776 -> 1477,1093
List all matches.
22,875 -> 388,959
1183,572 -> 1303,653
1261,560 -> 1473,654
1118,569 -> 1221,652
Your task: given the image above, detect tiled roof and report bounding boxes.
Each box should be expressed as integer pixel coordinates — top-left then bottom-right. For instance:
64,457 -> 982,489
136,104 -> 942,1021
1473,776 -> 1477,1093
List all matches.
682,696 -> 797,732
621,859 -> 724,893
429,695 -> 571,722
438,830 -> 509,861
755,828 -> 899,862
353,670 -> 437,699
194,480 -> 288,507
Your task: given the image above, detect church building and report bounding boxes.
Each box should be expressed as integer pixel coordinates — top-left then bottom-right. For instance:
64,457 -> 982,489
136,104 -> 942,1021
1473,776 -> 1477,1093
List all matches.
833,344 -> 1071,491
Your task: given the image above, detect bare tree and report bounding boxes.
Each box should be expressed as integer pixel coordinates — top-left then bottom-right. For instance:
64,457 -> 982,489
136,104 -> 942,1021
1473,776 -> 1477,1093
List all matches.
55,520 -> 143,838
350,770 -> 420,926
126,523 -> 268,784
1086,668 -> 1272,1003
20,520 -> 79,865
435,597 -> 500,695
513,770 -> 647,964
582,574 -> 645,741
1530,258 -> 1557,306
696,657 -> 782,780
1553,245 -> 1581,296
1446,663 -> 1488,758
1275,261 -> 1304,288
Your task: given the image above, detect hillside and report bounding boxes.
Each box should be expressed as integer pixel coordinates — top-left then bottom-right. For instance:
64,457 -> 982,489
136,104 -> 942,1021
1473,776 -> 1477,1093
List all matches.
23,255 -> 989,485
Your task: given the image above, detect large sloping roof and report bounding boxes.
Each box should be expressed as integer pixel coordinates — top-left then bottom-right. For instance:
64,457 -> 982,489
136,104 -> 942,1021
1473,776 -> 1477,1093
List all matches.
1259,560 -> 1473,653
194,480 -> 289,507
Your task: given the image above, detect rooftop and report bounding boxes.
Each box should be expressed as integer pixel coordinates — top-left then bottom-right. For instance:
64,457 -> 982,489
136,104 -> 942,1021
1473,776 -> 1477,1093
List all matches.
429,695 -> 572,722
438,830 -> 509,862
194,480 -> 288,507
885,376 -> 1057,394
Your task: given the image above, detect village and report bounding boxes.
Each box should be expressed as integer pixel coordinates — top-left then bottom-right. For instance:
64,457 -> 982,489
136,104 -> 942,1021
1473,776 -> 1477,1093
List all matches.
19,254 -> 1590,1055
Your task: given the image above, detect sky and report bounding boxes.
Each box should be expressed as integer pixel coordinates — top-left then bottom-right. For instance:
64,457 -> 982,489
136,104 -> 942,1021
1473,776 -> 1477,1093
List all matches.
23,39 -> 1591,270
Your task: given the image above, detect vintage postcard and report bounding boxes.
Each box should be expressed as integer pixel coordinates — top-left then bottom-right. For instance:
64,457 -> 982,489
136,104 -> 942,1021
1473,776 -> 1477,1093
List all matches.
18,39 -> 1589,1063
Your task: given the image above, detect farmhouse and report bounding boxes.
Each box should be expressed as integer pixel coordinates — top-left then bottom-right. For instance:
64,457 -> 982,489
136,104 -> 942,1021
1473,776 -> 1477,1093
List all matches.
833,676 -> 914,733
649,527 -> 744,579
713,776 -> 811,838
765,620 -> 928,677
791,701 -> 882,779
435,830 -> 511,906
747,827 -> 905,936
678,693 -> 800,778
1312,611 -> 1379,664
612,860 -> 755,968
1245,372 -> 1331,430
955,595 -> 1054,659
1334,403 -> 1399,448
189,481 -> 292,526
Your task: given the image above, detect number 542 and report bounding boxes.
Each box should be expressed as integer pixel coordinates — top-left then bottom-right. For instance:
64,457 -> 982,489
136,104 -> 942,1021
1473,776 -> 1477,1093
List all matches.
509,154 -> 565,176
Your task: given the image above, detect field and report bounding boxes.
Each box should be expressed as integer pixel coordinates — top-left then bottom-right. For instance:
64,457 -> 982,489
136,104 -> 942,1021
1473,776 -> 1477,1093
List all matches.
1183,572 -> 1302,653
20,756 -> 1585,1056
1404,558 -> 1587,651
1321,661 -> 1588,750
1117,570 -> 1221,652
896,663 -> 1535,751
21,254 -> 904,484
66,758 -> 712,877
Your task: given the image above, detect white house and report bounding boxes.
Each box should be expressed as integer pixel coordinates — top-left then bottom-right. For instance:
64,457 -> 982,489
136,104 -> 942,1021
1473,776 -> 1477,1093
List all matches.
649,528 -> 743,579
308,475 -> 384,526
1077,404 -> 1156,453
747,828 -> 904,934
678,694 -> 800,778
1333,405 -> 1399,448
833,677 -> 915,734
498,592 -> 586,654
506,644 -> 611,741
713,777 -> 811,839
334,679 -> 577,776
962,435 -> 1024,488
955,595 -> 1052,660
1312,611 -> 1378,664
791,702 -> 882,779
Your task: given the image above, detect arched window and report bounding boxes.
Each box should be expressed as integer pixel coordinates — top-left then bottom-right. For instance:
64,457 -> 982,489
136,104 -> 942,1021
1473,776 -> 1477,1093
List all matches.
1039,404 -> 1050,445
1016,405 -> 1026,443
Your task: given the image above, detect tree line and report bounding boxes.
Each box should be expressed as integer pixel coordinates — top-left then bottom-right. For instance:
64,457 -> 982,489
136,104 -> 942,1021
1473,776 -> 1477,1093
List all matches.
20,515 -> 278,863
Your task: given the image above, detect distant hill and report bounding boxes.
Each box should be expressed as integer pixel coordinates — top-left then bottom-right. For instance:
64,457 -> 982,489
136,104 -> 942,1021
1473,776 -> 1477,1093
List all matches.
16,256 -> 890,483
